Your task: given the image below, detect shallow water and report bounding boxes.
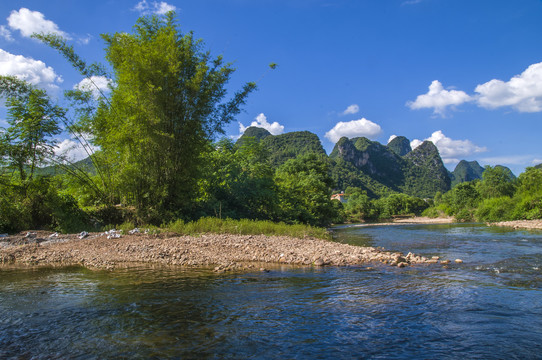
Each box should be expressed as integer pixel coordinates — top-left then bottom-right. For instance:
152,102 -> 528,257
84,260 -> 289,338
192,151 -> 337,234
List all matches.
1,224 -> 541,359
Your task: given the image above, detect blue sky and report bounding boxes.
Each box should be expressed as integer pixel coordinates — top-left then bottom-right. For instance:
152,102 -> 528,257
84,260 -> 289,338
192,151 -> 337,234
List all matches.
1,0 -> 542,175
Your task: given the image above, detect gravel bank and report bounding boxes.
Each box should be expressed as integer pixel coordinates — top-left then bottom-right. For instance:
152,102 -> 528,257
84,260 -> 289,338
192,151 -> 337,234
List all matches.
490,220 -> 542,230
0,231 -> 435,271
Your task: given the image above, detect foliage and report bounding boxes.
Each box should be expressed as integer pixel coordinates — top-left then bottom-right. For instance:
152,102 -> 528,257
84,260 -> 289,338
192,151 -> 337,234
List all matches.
0,177 -> 90,233
196,138 -> 277,220
166,217 -> 331,239
343,187 -> 378,220
475,196 -> 516,222
341,187 -> 429,222
37,13 -> 256,224
274,153 -> 338,227
478,165 -> 516,199
0,81 -> 63,184
423,165 -> 542,223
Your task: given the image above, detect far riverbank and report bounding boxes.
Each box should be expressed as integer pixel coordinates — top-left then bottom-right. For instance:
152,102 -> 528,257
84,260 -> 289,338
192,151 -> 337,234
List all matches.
350,216 -> 454,227
490,219 -> 542,230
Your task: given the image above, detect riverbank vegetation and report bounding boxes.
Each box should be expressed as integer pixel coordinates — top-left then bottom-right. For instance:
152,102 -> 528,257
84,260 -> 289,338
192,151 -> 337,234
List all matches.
423,165 -> 542,222
0,12 -> 342,234
2,12 -> 541,235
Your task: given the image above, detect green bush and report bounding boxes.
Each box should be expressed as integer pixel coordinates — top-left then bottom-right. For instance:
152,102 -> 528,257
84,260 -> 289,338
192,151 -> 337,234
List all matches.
475,197 -> 516,222
0,177 -> 90,233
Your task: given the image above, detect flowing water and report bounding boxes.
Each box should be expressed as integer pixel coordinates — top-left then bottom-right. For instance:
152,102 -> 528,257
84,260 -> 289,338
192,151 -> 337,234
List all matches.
1,224 -> 541,359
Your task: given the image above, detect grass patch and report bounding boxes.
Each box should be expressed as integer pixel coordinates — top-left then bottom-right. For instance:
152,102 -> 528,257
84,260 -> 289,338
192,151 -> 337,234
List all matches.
101,217 -> 331,239
166,217 -> 331,239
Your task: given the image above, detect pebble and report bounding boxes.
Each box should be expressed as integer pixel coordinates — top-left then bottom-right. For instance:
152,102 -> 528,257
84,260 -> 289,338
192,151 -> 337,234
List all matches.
455,259 -> 463,264
0,232 -> 434,270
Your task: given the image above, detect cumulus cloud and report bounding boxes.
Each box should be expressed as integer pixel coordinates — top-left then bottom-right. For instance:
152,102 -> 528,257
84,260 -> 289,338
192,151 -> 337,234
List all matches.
134,1 -> 177,15
7,8 -> 70,39
325,118 -> 382,143
475,62 -> 542,112
0,49 -> 62,93
342,104 -> 359,116
55,139 -> 97,163
0,25 -> 13,42
410,130 -> 486,164
75,76 -> 113,99
407,80 -> 472,116
238,113 -> 285,136
387,135 -> 397,144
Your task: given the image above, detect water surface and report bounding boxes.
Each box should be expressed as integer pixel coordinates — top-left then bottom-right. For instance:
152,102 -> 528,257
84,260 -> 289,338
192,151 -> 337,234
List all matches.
1,224 -> 541,359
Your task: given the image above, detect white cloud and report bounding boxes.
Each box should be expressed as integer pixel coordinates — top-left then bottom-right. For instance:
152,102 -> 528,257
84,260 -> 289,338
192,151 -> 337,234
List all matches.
387,135 -> 397,144
75,76 -> 113,99
55,139 -> 97,163
531,159 -> 542,165
0,49 -> 62,93
134,1 -> 177,15
77,34 -> 92,45
407,80 -> 472,116
0,25 -> 13,42
325,118 -> 382,143
475,62 -> 542,112
342,104 -> 359,116
238,113 -> 285,136
7,8 -> 70,39
411,130 -> 486,163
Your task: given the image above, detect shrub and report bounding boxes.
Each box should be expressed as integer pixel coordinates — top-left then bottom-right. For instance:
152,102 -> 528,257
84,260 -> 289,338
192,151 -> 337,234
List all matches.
475,197 -> 516,222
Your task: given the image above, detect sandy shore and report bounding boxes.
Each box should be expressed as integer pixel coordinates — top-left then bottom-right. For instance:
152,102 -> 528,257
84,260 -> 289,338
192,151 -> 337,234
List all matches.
0,230 -> 444,271
490,219 -> 542,230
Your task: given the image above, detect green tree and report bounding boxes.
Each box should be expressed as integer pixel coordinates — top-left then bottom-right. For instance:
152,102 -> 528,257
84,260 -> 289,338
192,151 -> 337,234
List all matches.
37,12 -> 256,222
274,154 -> 337,226
343,187 -> 377,220
478,165 -> 516,199
513,167 -> 542,219
0,85 -> 63,184
197,138 -> 277,220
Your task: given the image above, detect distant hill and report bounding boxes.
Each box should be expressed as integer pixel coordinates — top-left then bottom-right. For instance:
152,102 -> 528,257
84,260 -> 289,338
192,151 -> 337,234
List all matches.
535,163 -> 542,170
330,136 -> 451,198
449,161 -> 516,186
402,141 -> 451,198
387,136 -> 412,156
450,160 -> 485,186
34,156 -> 97,177
236,126 -> 272,148
237,127 -> 326,167
495,165 -> 516,180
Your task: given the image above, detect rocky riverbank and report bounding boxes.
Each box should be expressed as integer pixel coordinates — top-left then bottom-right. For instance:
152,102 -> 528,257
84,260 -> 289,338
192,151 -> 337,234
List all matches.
0,230 -> 439,271
490,219 -> 542,231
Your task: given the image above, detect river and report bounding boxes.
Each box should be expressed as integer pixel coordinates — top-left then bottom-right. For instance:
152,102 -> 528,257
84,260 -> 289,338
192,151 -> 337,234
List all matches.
1,224 -> 541,359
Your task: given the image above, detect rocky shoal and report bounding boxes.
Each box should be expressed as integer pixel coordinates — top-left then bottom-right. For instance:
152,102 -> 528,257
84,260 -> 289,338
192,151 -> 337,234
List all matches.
0,231 -> 454,271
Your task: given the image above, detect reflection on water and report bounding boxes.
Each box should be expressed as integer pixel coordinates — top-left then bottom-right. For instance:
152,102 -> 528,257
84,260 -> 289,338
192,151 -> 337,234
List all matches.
1,224 -> 542,359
